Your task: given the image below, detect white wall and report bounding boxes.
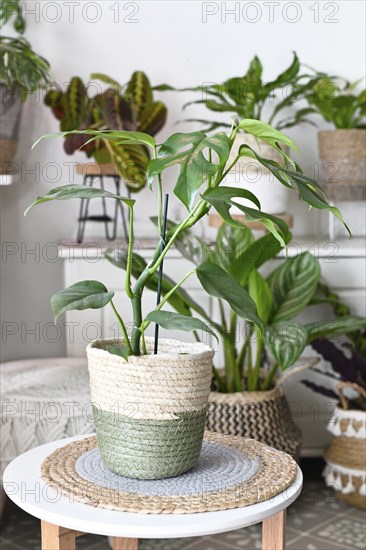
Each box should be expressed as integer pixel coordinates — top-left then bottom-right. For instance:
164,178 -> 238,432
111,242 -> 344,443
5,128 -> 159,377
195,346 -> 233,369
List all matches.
1,0 -> 365,361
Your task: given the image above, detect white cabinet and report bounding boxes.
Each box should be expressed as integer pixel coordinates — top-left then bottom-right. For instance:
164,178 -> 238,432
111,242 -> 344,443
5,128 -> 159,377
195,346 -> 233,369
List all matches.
60,237 -> 366,456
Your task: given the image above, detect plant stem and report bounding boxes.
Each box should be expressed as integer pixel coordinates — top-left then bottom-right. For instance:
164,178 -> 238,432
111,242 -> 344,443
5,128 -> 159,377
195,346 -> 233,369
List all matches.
154,145 -> 163,234
261,362 -> 279,391
218,299 -> 227,332
110,300 -> 132,354
125,204 -> 134,299
130,295 -> 143,355
250,334 -> 263,391
140,269 -> 196,332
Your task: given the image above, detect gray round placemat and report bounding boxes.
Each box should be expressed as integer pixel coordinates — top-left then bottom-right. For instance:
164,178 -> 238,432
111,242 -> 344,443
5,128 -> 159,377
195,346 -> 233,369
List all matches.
41,433 -> 298,514
75,441 -> 260,496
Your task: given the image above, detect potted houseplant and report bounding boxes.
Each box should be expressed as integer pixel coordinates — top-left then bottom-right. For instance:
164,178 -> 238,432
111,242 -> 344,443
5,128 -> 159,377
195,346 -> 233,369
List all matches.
26,118 -> 349,479
44,71 -> 167,192
302,288 -> 366,508
305,76 -> 366,199
157,53 -> 319,214
0,0 -> 51,174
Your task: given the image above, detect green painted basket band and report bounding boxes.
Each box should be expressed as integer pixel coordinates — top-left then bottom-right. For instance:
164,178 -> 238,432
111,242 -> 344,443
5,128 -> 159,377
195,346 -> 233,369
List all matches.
93,406 -> 208,479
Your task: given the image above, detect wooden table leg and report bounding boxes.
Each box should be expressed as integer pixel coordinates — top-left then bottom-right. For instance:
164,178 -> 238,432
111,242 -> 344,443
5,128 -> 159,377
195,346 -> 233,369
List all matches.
41,521 -> 77,550
112,538 -> 139,550
262,510 -> 286,550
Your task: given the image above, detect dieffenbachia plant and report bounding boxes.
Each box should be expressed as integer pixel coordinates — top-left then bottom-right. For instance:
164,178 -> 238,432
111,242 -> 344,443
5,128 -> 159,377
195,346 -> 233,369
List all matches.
155,53 -> 322,132
44,71 -> 167,191
26,119 -> 351,360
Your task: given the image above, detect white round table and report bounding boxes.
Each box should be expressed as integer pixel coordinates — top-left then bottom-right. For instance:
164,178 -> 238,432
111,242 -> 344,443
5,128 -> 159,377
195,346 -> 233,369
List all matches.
3,435 -> 303,550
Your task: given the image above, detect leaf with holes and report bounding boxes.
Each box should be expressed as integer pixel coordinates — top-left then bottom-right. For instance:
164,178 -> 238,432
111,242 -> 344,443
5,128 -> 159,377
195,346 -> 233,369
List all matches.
147,131 -> 230,210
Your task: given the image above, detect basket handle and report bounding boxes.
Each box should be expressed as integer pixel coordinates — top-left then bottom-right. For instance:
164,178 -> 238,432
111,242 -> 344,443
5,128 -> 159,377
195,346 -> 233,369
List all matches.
276,356 -> 320,386
337,381 -> 366,410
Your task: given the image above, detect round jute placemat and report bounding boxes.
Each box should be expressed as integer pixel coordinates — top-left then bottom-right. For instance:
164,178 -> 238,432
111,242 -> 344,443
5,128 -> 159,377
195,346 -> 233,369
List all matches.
41,432 -> 297,514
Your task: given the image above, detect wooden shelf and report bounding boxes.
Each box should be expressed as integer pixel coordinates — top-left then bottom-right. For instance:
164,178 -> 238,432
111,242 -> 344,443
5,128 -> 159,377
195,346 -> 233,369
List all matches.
208,213 -> 294,230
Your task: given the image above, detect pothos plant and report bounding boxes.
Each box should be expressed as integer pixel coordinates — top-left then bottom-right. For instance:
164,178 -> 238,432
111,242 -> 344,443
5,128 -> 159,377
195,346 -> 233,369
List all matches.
156,53 -> 321,131
44,71 -> 167,191
26,119 -> 350,362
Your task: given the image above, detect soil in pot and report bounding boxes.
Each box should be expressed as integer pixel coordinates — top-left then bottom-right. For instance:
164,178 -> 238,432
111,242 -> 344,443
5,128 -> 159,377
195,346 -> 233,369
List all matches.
87,337 -> 214,480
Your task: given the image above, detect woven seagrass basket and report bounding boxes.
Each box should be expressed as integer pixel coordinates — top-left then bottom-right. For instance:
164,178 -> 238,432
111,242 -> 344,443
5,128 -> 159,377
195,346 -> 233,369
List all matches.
318,129 -> 366,188
86,337 -> 214,480
206,384 -> 302,459
324,382 -> 366,509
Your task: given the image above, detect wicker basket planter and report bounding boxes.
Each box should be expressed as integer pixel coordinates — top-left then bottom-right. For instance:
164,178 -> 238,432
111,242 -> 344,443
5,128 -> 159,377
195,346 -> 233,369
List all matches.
323,383 -> 366,509
86,337 -> 214,480
318,129 -> 366,196
206,385 -> 302,459
0,83 -> 22,173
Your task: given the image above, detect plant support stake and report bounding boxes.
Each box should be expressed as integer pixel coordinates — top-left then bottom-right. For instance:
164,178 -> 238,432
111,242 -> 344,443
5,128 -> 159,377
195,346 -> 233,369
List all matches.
154,193 -> 169,354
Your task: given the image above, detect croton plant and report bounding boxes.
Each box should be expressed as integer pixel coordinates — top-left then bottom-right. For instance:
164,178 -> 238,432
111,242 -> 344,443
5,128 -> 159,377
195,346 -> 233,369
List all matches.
25,119 -> 363,389
44,71 -> 167,191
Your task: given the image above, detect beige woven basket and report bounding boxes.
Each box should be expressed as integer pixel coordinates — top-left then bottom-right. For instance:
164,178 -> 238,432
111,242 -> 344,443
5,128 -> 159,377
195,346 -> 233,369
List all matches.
324,382 -> 366,509
86,338 -> 214,480
318,129 -> 366,187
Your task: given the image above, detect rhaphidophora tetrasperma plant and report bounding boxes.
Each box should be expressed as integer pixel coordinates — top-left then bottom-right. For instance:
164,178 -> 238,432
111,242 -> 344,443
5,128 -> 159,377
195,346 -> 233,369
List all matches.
26,119 -> 350,359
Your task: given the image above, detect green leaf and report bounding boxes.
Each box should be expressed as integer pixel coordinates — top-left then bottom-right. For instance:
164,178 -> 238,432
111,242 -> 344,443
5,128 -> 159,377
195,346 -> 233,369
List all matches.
32,129 -> 156,151
249,270 -> 272,323
234,231 -> 291,286
145,310 -> 218,340
268,252 -> 320,323
203,186 -> 290,247
212,224 -> 254,277
196,262 -> 263,332
125,71 -> 153,119
238,146 -> 351,236
24,184 -> 134,215
306,316 -> 366,342
90,73 -> 122,91
105,344 -> 130,361
104,248 -> 208,319
51,280 -> 114,321
138,101 -> 167,135
238,119 -> 299,153
147,131 -> 230,210
265,322 -> 308,370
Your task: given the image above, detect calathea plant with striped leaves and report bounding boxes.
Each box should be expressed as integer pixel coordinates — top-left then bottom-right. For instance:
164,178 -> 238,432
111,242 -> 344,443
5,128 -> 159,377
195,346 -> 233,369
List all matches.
44,71 -> 167,192
26,119 -> 351,359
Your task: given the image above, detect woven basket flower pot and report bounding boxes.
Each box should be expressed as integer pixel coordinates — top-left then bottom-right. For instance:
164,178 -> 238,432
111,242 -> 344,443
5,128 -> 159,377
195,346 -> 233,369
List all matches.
318,129 -> 366,196
323,383 -> 366,509
206,385 -> 302,459
86,338 -> 214,480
